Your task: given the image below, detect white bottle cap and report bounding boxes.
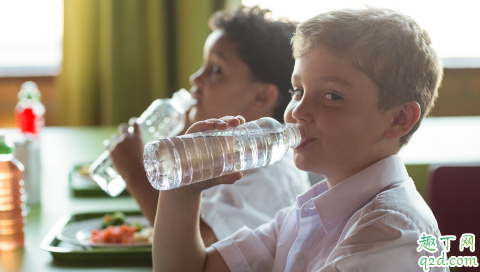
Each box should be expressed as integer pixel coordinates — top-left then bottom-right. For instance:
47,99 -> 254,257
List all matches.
18,81 -> 42,100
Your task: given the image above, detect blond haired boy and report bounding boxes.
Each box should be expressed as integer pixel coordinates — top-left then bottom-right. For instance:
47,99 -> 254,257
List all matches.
152,7 -> 446,272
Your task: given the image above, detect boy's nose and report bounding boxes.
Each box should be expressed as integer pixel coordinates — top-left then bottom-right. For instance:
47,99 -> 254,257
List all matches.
189,68 -> 203,88
292,99 -> 314,124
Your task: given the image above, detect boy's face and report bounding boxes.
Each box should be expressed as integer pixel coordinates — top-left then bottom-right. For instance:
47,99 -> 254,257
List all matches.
284,47 -> 393,186
188,30 -> 259,123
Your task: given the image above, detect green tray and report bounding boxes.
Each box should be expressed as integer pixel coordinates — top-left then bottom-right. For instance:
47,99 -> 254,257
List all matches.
69,162 -> 130,197
40,211 -> 152,265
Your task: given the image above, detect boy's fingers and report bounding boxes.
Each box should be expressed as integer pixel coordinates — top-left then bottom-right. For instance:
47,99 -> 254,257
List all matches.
236,115 -> 246,125
185,121 -> 212,134
118,123 -> 128,135
187,171 -> 243,192
111,134 -> 119,143
209,172 -> 243,188
219,115 -> 245,127
128,117 -> 138,126
185,116 -> 245,134
185,119 -> 228,134
127,117 -> 140,135
131,122 -> 140,135
216,171 -> 243,184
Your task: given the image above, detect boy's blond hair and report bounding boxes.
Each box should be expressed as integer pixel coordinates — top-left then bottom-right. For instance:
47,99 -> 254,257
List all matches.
292,7 -> 443,145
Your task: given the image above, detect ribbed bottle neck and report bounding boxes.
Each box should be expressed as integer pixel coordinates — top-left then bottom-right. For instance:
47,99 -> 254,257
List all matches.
171,88 -> 195,112
284,123 -> 303,148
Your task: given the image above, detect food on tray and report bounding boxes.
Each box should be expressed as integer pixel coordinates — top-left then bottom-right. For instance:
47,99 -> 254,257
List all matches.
101,211 -> 128,228
133,227 -> 154,244
91,224 -> 139,244
90,212 -> 152,245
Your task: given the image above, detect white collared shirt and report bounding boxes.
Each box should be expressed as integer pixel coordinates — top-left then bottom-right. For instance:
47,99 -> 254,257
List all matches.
201,150 -> 311,240
213,155 -> 448,271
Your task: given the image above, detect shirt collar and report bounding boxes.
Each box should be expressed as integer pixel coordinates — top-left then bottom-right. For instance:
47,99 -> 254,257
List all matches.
297,155 -> 409,234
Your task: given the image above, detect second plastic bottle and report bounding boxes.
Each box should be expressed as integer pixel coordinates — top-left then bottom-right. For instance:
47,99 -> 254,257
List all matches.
143,117 -> 303,190
0,134 -> 25,251
14,81 -> 45,137
89,89 -> 195,197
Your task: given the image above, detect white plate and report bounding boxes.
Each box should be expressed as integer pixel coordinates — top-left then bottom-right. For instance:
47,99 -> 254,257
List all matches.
76,227 -> 150,247
57,215 -> 150,247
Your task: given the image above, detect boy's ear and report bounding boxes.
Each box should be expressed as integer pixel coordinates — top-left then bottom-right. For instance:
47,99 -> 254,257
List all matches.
385,101 -> 421,140
250,83 -> 279,111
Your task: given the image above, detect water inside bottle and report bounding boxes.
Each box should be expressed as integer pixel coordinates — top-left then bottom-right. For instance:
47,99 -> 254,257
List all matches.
145,134 -> 235,189
144,118 -> 302,190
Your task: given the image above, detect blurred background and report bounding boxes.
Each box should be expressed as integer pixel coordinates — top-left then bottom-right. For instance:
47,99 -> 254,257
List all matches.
0,2 -> 478,270
0,0 -> 479,129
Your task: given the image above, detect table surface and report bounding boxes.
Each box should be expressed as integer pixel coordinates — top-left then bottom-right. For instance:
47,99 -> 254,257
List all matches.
1,116 -> 479,272
1,127 -> 153,272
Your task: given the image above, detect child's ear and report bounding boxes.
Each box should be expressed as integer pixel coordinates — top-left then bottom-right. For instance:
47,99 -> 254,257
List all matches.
385,101 -> 421,140
250,83 -> 279,111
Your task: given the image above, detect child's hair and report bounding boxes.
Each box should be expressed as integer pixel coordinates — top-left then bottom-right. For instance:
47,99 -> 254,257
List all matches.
209,6 -> 297,123
292,7 -> 443,145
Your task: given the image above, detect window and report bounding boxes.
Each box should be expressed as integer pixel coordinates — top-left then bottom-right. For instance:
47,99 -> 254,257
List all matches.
0,0 -> 63,77
243,0 -> 480,68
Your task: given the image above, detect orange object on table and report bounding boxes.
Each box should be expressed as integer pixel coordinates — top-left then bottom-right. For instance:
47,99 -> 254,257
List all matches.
90,224 -> 138,244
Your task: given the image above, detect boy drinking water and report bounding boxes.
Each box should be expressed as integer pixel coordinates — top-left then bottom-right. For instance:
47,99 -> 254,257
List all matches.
153,7 -> 446,271
109,6 -> 310,247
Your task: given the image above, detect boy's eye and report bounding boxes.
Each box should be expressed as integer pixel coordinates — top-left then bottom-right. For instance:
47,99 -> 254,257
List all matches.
324,93 -> 342,101
288,89 -> 303,100
212,65 -> 221,74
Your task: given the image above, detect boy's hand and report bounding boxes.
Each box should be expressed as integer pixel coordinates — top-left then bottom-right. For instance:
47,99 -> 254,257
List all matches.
108,117 -> 145,183
181,115 -> 245,193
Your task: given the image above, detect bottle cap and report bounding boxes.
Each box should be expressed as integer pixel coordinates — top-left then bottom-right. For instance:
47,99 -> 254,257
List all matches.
18,81 -> 42,101
0,133 -> 15,155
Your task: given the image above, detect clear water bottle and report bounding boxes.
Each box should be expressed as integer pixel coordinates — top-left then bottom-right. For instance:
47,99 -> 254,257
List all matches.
14,81 -> 46,138
143,117 -> 303,190
0,133 -> 25,251
89,89 -> 195,197
13,82 -> 44,206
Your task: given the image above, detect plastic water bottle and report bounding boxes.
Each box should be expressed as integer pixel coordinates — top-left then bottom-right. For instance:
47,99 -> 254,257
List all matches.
14,81 -> 43,207
89,89 -> 195,197
14,137 -> 41,206
0,133 -> 25,251
143,117 -> 303,190
14,81 -> 45,138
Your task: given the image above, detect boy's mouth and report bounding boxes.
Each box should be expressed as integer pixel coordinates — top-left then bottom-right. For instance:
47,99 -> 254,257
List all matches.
295,126 -> 315,150
296,137 -> 315,150
190,88 -> 202,105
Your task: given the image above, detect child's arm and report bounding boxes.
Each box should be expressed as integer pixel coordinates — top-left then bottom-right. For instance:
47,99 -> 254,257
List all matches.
153,116 -> 244,272
109,119 -> 158,225
110,118 -> 225,246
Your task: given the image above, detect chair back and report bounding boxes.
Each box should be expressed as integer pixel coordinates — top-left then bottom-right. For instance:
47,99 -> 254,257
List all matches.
428,164 -> 480,271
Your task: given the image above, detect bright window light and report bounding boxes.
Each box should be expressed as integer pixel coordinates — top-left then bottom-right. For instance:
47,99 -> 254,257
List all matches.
243,0 -> 480,67
0,0 -> 63,76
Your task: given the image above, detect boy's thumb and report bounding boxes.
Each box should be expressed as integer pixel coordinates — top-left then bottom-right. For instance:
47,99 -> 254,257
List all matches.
128,117 -> 140,135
